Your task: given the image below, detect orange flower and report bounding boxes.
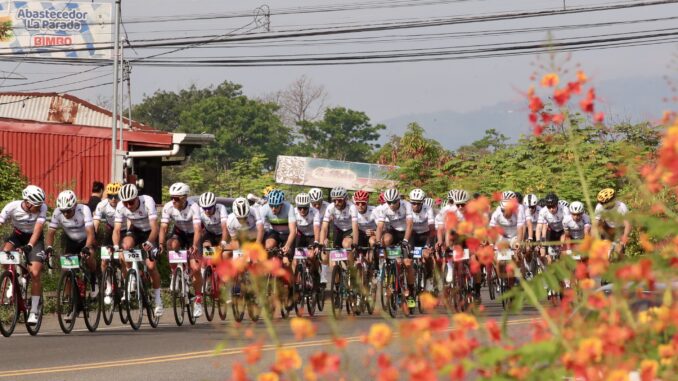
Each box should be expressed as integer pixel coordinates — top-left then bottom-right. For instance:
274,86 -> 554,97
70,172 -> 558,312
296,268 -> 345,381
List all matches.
453,313 -> 479,330
552,113 -> 565,124
419,292 -> 438,310
588,239 -> 611,276
580,97 -> 594,113
594,112 -> 605,123
576,70 -> 588,84
257,372 -> 279,381
232,363 -> 250,381
367,323 -> 393,350
430,341 -> 453,369
274,348 -> 302,372
309,351 -> 340,375
290,317 -> 316,340
476,245 -> 494,266
640,359 -> 658,381
528,95 -> 544,113
243,242 -> 268,262
606,369 -> 629,381
658,343 -> 675,359
445,210 -> 459,231
508,366 -> 530,380
553,87 -> 571,106
485,319 -> 501,342
333,337 -> 347,349
243,342 -> 262,364
587,292 -> 609,310
541,73 -> 560,87
578,337 -> 603,363
579,278 -> 596,290
377,366 -> 399,381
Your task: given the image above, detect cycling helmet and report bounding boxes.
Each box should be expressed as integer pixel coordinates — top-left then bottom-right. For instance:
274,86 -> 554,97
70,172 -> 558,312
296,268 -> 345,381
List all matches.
22,185 -> 45,206
295,193 -> 311,207
383,188 -> 400,203
500,199 -> 512,211
119,184 -> 138,202
447,189 -> 459,200
199,192 -> 216,208
453,190 -> 470,205
169,182 -> 190,197
232,197 -> 250,218
409,188 -> 426,202
523,194 -> 538,207
378,192 -> 386,205
56,190 -> 77,211
558,200 -> 570,209
424,197 -> 434,208
543,192 -> 559,207
569,201 -> 585,214
106,182 -> 122,195
309,188 -> 323,202
353,190 -> 370,203
267,189 -> 285,207
597,188 -> 615,204
330,187 -> 347,200
515,192 -> 523,203
502,191 -> 516,200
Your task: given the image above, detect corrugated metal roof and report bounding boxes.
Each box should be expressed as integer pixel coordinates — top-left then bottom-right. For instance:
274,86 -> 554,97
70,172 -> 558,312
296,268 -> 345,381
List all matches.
0,92 -> 155,131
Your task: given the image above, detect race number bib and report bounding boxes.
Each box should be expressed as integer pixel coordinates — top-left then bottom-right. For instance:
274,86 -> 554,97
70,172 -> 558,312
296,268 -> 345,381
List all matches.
124,250 -> 144,263
168,250 -> 188,264
412,247 -> 423,259
0,251 -> 21,265
495,249 -> 513,262
60,255 -> 80,269
294,248 -> 309,259
329,249 -> 348,262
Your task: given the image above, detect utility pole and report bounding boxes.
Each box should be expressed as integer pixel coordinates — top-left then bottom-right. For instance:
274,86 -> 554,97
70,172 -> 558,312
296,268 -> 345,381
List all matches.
111,0 -> 121,182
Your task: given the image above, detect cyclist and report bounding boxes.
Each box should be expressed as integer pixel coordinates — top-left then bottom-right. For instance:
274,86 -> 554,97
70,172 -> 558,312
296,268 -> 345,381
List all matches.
309,188 -> 329,219
409,188 -> 435,291
259,189 -> 297,260
197,192 -> 229,251
563,201 -> 591,248
227,197 -> 265,249
112,184 -> 163,317
0,185 -> 48,325
320,187 -> 358,251
291,193 -> 322,285
523,194 -> 540,241
435,190 -> 459,251
352,190 -> 379,271
559,200 -> 572,217
45,190 -> 97,321
159,183 -> 204,318
93,182 -> 125,305
489,197 -> 525,283
594,188 -> 631,256
375,188 -> 415,306
536,192 -> 566,264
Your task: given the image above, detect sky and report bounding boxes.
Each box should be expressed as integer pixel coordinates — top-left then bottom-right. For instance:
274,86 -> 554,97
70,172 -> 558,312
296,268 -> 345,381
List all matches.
0,0 -> 676,148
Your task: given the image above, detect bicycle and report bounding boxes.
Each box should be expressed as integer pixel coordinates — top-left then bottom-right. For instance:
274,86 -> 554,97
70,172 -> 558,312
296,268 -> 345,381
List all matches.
122,248 -> 160,330
0,249 -> 43,337
169,249 -> 196,326
494,246 -> 516,311
545,244 -> 563,306
291,247 -> 317,317
451,247 -> 475,312
264,247 -> 294,319
411,247 -> 428,314
100,246 -> 127,325
230,249 -> 263,322
380,245 -> 409,318
202,246 -> 227,322
355,246 -> 377,316
326,247 -> 361,317
56,252 -> 101,334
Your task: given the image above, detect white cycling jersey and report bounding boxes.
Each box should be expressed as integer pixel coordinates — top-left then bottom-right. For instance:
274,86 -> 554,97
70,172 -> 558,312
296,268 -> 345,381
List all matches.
115,195 -> 158,232
94,199 -> 123,227
411,204 -> 435,234
435,204 -> 458,230
525,205 -> 541,226
312,201 -> 330,221
323,202 -> 355,232
377,200 -> 413,232
489,207 -> 525,238
295,207 -> 320,237
594,201 -> 629,229
563,214 -> 591,240
161,200 -> 201,234
537,205 -> 566,232
227,209 -> 263,237
199,204 -> 228,235
354,205 -> 377,232
0,200 -> 48,234
49,204 -> 93,242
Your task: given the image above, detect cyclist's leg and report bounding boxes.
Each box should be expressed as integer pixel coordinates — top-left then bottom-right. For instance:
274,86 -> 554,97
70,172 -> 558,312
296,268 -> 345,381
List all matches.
24,233 -> 45,303
264,230 -> 280,251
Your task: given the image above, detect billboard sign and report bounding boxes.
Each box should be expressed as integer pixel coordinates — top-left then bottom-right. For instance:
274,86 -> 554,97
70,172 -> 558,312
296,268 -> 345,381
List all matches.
0,1 -> 113,59
275,155 -> 398,191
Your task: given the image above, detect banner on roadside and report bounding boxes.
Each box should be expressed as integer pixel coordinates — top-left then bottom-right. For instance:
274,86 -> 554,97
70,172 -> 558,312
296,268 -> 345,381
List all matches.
275,155 -> 398,191
0,1 -> 113,59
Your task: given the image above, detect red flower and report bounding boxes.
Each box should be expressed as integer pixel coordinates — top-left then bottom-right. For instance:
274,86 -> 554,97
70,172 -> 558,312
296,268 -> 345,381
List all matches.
580,97 -> 594,113
594,112 -> 604,123
485,319 -> 501,342
553,88 -> 571,106
309,351 -> 340,375
529,95 -> 544,113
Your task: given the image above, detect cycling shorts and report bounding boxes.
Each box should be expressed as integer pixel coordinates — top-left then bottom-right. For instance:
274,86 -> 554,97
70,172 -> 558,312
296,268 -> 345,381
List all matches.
411,231 -> 430,248
333,225 -> 353,248
201,230 -> 223,246
5,228 -> 45,263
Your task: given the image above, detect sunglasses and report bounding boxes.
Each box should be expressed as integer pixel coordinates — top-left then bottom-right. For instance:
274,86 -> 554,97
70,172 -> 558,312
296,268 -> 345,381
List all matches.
332,198 -> 345,202
298,206 -> 309,211
123,200 -> 135,206
411,202 -> 422,206
61,208 -> 74,214
355,202 -> 367,206
171,196 -> 184,202
547,205 -> 557,209
387,200 -> 398,205
202,206 -> 215,211
107,194 -> 119,200
456,203 -> 466,208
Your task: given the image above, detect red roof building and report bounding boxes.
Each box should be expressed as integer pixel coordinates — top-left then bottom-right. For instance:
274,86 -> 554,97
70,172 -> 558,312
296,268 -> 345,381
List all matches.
0,92 -> 213,202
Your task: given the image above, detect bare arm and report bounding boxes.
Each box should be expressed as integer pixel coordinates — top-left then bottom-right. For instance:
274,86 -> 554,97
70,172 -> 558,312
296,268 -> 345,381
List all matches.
29,221 -> 44,247
112,223 -> 122,247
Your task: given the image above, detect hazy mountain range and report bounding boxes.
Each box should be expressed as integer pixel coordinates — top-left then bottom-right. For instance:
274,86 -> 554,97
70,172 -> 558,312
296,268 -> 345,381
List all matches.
378,76 -> 673,150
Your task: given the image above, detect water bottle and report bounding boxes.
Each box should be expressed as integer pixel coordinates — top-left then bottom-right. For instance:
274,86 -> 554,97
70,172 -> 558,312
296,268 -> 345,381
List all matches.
19,276 -> 27,292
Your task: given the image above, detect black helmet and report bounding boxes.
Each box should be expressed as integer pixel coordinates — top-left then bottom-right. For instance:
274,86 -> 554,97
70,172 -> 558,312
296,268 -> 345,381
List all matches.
515,192 -> 523,203
544,192 -> 559,207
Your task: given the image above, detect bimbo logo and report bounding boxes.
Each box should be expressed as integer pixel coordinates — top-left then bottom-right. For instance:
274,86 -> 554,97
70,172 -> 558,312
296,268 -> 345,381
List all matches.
34,36 -> 72,47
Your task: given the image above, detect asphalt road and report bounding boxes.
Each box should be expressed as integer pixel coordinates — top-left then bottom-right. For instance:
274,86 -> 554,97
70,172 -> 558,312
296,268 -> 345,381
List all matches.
0,289 -> 540,381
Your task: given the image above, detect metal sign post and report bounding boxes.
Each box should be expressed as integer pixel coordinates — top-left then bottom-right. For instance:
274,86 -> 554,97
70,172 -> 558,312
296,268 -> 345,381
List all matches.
110,0 -> 121,182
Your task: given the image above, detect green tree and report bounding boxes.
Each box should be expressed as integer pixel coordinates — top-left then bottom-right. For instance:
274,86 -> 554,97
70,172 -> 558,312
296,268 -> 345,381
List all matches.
0,149 -> 27,205
131,81 -> 243,131
294,107 -> 385,161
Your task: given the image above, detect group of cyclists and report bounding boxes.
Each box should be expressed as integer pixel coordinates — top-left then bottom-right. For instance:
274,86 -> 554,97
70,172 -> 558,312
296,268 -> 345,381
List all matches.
0,180 -> 631,332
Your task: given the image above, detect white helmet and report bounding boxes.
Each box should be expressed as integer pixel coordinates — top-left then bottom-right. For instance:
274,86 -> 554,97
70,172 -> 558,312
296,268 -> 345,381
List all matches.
453,190 -> 470,205
558,200 -> 570,209
330,187 -> 347,200
309,188 -> 323,202
383,188 -> 400,203
199,192 -> 216,208
295,193 -> 311,207
447,189 -> 459,200
500,199 -> 512,210
569,201 -> 585,214
22,185 -> 45,206
424,197 -> 434,208
246,193 -> 259,203
56,190 -> 77,211
409,188 -> 426,202
232,197 -> 249,218
169,182 -> 190,197
502,191 -> 516,200
523,194 -> 538,207
119,184 -> 138,202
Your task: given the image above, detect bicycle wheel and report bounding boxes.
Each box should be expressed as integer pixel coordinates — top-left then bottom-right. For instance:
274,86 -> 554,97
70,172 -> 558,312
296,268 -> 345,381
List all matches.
303,268 -> 316,317
101,265 -> 115,325
293,265 -> 305,317
364,264 -> 377,315
125,269 -> 143,331
415,263 -> 426,314
231,276 -> 245,322
0,272 -> 19,337
217,281 -> 228,321
380,263 -> 389,313
24,275 -> 43,336
386,264 -> 399,318
316,273 -> 326,312
486,265 -> 497,301
171,268 -> 185,326
330,265 -> 344,318
186,271 -> 197,326
202,266 -> 215,322
278,278 -> 291,319
144,275 -> 160,329
56,271 -> 77,334
117,267 -> 129,324
83,273 -> 101,332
